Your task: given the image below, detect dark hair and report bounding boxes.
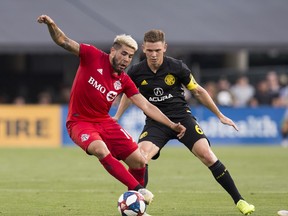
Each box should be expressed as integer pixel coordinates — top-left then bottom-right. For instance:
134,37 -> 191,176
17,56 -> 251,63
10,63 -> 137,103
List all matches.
144,29 -> 165,43
112,42 -> 122,50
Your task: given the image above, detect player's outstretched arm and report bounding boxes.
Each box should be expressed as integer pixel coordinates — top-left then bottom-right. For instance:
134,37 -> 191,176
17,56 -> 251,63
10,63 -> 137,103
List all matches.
113,94 -> 132,121
191,85 -> 239,131
37,15 -> 80,56
129,94 -> 186,138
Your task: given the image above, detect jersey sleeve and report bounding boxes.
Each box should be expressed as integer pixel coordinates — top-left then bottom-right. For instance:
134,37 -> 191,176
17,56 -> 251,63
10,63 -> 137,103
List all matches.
79,43 -> 103,66
178,61 -> 198,90
122,73 -> 139,98
127,65 -> 137,86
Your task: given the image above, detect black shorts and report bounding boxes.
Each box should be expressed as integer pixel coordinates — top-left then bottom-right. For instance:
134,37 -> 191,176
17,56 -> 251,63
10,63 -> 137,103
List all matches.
138,114 -> 209,160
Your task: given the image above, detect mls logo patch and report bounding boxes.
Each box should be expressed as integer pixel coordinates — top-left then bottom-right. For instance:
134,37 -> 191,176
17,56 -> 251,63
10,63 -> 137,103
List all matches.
81,134 -> 90,142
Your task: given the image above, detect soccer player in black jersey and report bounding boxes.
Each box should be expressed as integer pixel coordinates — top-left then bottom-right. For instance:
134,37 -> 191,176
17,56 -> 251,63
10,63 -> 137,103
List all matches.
114,29 -> 255,215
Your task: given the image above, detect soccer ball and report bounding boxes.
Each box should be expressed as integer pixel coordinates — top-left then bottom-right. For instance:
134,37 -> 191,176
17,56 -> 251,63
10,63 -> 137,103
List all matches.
117,190 -> 146,216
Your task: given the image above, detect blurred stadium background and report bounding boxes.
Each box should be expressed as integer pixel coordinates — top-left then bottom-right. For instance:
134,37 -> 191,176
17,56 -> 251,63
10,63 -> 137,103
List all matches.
0,0 -> 288,147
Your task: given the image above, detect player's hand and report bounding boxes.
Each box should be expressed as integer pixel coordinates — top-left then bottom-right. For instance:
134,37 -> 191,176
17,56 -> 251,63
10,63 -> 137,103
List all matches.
111,116 -> 119,122
37,15 -> 54,25
219,115 -> 239,131
170,122 -> 186,139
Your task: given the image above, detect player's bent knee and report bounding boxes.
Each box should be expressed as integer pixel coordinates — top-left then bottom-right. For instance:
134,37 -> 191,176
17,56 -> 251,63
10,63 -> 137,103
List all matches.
125,150 -> 146,168
87,141 -> 110,159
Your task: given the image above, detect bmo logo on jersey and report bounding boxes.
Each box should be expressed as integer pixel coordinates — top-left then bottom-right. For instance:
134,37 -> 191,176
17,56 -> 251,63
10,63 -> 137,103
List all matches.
88,76 -> 118,102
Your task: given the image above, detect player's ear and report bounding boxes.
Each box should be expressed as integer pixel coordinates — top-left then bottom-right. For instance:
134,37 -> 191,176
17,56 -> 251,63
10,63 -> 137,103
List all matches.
110,47 -> 116,56
141,44 -> 145,53
163,43 -> 168,52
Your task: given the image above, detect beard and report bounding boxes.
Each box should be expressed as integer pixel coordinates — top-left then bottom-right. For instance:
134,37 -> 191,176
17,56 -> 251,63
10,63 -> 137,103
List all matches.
112,57 -> 123,74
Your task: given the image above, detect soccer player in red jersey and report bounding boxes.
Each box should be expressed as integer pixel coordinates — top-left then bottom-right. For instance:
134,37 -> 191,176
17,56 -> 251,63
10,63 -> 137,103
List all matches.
37,15 -> 186,207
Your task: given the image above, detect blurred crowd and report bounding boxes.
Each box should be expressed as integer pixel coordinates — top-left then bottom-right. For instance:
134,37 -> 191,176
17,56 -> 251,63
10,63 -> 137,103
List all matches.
0,84 -> 71,105
0,70 -> 287,108
185,70 -> 288,108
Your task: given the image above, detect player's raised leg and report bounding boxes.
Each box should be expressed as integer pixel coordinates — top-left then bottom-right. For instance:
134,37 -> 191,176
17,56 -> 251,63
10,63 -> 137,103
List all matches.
88,140 -> 142,190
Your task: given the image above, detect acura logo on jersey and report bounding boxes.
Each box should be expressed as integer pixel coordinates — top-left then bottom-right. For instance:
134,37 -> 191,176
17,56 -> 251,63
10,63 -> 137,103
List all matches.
150,87 -> 173,102
154,87 -> 164,96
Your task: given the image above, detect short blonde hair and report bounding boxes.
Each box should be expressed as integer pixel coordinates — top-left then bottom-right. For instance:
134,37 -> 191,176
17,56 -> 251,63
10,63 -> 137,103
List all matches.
113,34 -> 138,51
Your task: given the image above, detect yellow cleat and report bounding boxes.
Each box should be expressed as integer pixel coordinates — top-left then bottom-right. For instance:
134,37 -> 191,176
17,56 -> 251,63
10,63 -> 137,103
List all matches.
236,200 -> 255,215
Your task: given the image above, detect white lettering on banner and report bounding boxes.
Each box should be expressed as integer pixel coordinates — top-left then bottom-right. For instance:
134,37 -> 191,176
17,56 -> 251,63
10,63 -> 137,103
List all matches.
149,94 -> 173,102
200,115 -> 278,138
88,76 -> 106,93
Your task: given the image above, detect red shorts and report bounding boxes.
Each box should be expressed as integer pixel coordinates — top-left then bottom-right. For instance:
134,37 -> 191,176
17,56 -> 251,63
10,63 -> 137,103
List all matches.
66,119 -> 138,160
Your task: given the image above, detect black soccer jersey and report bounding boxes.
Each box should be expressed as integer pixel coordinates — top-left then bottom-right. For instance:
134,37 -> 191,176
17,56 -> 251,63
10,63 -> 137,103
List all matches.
128,56 -> 198,119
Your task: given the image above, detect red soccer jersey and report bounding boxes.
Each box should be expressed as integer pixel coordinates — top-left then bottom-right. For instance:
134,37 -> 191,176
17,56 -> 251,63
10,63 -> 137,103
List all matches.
67,44 -> 139,122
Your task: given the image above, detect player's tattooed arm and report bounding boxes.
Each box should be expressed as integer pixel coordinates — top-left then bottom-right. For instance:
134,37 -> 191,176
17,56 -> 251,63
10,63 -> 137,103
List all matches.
37,15 -> 80,56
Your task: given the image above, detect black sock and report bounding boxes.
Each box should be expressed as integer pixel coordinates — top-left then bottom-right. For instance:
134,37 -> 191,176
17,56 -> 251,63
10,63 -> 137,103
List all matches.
144,164 -> 148,187
209,160 -> 243,204
133,184 -> 143,191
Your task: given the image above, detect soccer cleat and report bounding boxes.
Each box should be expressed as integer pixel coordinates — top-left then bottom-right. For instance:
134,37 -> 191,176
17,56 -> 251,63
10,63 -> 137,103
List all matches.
138,188 -> 154,205
143,213 -> 152,216
278,210 -> 288,216
236,200 -> 255,215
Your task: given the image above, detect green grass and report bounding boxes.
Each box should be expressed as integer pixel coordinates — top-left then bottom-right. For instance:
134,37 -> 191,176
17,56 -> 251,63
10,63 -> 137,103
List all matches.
0,145 -> 287,216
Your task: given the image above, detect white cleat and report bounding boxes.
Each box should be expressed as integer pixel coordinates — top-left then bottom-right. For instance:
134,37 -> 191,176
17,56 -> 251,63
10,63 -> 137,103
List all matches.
143,213 -> 152,216
138,188 -> 154,205
278,210 -> 288,216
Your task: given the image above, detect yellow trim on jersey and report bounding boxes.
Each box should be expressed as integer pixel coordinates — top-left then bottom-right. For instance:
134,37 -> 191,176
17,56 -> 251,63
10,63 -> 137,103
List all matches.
186,74 -> 198,90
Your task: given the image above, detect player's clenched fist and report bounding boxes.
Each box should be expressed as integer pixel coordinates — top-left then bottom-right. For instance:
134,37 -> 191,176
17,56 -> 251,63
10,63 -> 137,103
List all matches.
37,15 -> 53,25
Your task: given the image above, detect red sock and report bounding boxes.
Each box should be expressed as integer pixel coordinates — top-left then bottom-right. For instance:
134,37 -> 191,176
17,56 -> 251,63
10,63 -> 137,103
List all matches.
99,153 -> 139,190
128,167 -> 145,187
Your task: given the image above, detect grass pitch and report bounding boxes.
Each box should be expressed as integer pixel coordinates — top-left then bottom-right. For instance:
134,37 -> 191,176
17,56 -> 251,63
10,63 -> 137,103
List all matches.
0,145 -> 287,216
